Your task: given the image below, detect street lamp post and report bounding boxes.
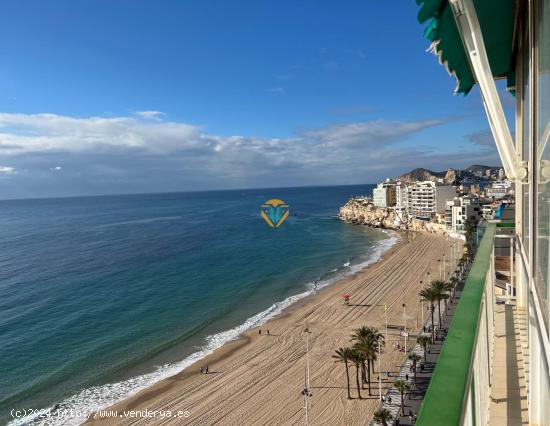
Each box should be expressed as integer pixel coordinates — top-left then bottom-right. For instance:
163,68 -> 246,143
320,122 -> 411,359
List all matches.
378,338 -> 382,401
420,280 -> 424,325
302,325 -> 312,425
403,303 -> 407,352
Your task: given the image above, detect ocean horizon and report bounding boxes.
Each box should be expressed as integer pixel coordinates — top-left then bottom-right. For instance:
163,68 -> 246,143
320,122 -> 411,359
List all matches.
0,184 -> 397,425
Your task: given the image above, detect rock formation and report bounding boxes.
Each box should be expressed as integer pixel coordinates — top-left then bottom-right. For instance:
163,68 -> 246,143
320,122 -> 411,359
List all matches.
338,198 -> 449,235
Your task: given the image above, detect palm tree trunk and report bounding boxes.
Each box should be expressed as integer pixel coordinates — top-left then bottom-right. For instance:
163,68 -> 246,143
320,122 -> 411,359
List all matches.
430,305 -> 435,342
437,298 -> 442,326
355,365 -> 362,399
366,360 -> 372,396
361,362 -> 366,387
400,391 -> 405,416
344,360 -> 351,399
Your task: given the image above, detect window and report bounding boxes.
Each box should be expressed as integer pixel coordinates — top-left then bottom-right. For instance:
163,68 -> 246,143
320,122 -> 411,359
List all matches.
522,23 -> 531,251
536,0 -> 550,331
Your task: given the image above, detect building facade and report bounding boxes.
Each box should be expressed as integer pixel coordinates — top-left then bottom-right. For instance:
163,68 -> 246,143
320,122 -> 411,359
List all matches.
372,180 -> 396,208
445,196 -> 484,232
407,181 -> 456,220
485,179 -> 513,199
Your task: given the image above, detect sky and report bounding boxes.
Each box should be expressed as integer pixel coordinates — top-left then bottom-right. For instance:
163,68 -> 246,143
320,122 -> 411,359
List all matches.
0,0 -> 512,199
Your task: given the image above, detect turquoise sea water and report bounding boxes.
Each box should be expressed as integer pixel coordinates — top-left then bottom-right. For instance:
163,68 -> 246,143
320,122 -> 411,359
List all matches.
0,185 -> 396,425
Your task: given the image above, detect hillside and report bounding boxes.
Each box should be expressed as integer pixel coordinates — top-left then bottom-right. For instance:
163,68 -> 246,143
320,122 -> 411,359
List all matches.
397,165 -> 501,184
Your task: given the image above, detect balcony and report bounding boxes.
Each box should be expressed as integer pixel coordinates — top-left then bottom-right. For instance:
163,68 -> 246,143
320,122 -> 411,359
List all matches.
416,222 -> 528,425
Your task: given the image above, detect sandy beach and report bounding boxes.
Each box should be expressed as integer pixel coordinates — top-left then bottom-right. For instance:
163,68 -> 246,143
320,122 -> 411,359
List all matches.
88,232 -> 458,426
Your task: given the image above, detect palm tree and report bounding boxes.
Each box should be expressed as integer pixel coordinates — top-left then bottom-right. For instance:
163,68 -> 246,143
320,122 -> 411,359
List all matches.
443,280 -> 454,309
351,326 -> 384,395
408,353 -> 421,383
449,275 -> 458,299
351,326 -> 384,373
373,408 -> 393,426
394,379 -> 410,416
417,334 -> 432,363
349,350 -> 363,399
353,339 -> 376,395
419,287 -> 438,341
431,280 -> 448,324
333,347 -> 353,399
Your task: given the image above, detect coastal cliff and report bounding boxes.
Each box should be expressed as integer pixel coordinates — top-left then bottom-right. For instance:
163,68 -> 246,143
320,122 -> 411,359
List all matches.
338,198 -> 448,235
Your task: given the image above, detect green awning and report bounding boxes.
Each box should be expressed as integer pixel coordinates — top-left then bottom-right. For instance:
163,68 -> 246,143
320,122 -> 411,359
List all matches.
416,0 -> 516,95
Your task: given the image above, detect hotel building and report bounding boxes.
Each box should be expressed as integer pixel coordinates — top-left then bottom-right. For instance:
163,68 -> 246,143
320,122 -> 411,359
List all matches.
372,180 -> 397,208
407,181 -> 456,220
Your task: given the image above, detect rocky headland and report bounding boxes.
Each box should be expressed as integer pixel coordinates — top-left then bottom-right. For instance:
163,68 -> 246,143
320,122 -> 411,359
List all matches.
338,197 -> 449,235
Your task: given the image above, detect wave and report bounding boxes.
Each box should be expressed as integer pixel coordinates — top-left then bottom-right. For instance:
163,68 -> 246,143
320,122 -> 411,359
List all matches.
10,233 -> 398,426
96,216 -> 182,228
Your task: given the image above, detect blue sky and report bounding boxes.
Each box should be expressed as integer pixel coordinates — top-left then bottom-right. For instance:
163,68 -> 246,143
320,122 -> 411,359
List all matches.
0,0 -> 509,199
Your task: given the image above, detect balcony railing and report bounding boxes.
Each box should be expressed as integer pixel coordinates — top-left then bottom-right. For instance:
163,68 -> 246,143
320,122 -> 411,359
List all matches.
417,222 -> 498,425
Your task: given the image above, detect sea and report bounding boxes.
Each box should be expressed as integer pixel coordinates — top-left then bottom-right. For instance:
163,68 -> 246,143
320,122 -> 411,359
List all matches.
0,184 -> 398,425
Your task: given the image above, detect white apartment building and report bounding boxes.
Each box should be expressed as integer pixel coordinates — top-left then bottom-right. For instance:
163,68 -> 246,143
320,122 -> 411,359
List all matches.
486,179 -> 513,199
395,182 -> 408,212
445,196 -> 484,232
372,179 -> 396,208
407,181 -> 456,220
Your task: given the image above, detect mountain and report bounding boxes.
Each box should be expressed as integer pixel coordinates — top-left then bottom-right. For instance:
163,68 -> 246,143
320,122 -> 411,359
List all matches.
398,168 -> 446,183
397,165 -> 502,184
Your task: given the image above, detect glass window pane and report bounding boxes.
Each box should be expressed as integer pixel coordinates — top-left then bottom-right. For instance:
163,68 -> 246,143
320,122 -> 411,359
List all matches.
523,28 -> 530,250
536,0 -> 550,333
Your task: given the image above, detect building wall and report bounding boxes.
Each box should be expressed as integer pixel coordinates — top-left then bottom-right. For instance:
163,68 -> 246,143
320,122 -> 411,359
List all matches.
434,185 -> 457,213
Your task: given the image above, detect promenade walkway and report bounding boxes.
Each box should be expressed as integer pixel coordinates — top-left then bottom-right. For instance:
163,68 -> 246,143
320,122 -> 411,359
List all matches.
371,279 -> 465,426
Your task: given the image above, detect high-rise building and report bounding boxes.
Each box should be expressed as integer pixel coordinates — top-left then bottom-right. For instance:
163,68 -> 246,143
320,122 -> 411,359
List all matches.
407,181 -> 456,220
395,182 -> 408,212
445,196 -> 484,232
372,179 -> 396,208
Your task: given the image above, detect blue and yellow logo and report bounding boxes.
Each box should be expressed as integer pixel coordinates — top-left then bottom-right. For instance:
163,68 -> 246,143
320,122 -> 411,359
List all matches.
261,199 -> 289,228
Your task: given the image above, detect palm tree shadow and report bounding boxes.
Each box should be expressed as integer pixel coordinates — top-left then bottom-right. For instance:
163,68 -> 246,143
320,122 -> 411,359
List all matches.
311,385 -> 347,389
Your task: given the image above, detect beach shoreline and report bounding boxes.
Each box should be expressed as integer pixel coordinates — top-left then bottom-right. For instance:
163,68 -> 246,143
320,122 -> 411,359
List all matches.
83,231 -> 457,426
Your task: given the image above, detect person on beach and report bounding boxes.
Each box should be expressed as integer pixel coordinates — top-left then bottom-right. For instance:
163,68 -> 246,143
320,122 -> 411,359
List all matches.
267,330 -> 270,335
259,329 -> 261,335
205,365 -> 209,374
200,367 -> 203,374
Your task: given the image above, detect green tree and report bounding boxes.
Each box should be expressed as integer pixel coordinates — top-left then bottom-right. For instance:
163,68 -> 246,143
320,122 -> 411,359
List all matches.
332,347 -> 353,399
351,326 -> 384,395
394,379 -> 410,416
373,408 -> 393,426
431,280 -> 448,324
408,353 -> 421,383
416,334 -> 432,363
419,287 -> 438,341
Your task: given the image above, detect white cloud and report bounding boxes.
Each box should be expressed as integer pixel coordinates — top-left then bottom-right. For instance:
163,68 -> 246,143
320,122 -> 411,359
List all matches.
0,111 -> 478,197
134,110 -> 166,120
0,165 -> 16,174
